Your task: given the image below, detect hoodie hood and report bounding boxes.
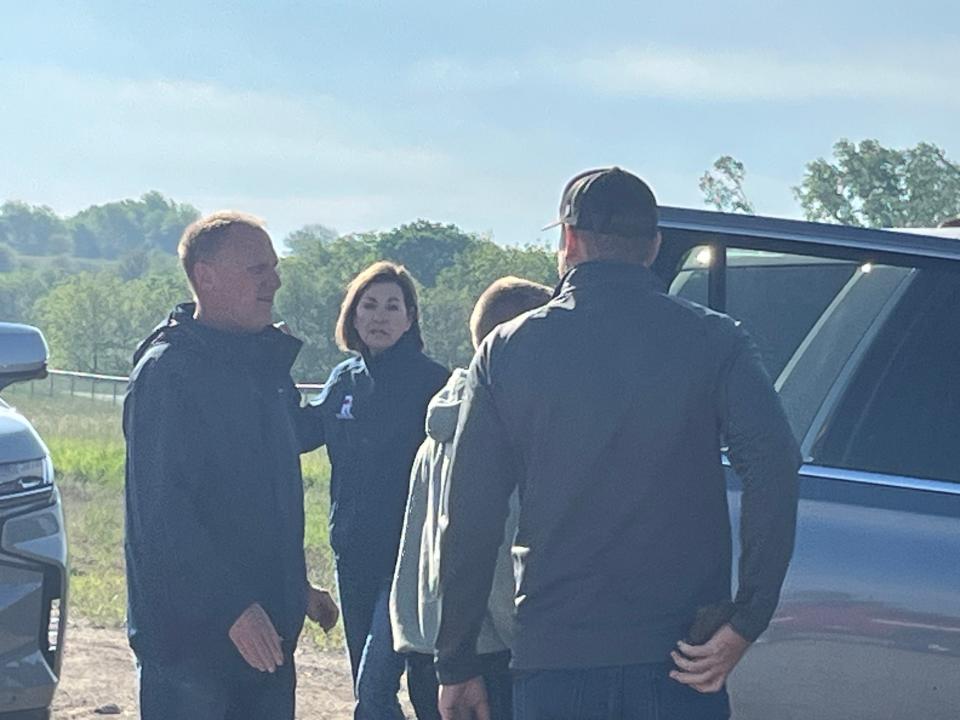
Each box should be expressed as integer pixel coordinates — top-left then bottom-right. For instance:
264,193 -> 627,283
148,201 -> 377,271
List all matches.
132,302 -> 302,375
425,367 -> 468,443
132,303 -> 193,367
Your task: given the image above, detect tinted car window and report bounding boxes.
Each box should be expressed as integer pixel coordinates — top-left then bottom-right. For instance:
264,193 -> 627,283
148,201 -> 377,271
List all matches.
670,248 -> 856,380
813,270 -> 960,483
776,265 -> 914,446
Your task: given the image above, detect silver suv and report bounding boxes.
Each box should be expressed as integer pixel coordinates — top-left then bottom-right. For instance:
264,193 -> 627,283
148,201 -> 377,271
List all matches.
656,211 -> 960,719
0,323 -> 67,720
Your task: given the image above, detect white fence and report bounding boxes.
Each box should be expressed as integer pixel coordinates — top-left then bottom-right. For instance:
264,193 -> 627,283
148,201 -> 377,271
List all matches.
15,369 -> 324,406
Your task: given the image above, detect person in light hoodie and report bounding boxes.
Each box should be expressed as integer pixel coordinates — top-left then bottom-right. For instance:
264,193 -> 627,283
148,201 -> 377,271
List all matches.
390,276 -> 553,720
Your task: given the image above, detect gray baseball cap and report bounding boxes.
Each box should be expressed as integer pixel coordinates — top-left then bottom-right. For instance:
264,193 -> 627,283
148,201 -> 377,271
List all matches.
543,167 -> 659,237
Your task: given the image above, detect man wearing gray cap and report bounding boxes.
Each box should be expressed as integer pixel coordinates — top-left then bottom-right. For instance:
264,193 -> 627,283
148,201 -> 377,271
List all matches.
435,168 -> 800,719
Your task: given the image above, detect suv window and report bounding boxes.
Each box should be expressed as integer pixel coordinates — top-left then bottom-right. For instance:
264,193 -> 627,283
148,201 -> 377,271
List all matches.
669,248 -> 917,446
670,248 -> 856,381
813,270 -> 960,483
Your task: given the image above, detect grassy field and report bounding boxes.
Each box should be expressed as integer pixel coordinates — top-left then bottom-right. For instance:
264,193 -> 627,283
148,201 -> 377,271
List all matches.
2,383 -> 342,649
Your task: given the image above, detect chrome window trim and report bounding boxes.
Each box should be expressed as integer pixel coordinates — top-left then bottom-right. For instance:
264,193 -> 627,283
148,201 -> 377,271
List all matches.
722,457 -> 959,496
774,269 -> 864,391
799,267 -> 916,457
658,206 -> 960,264
799,464 -> 960,495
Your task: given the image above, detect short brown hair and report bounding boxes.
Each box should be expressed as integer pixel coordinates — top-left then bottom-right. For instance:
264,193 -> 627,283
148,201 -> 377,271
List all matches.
336,261 -> 423,353
178,211 -> 267,284
939,217 -> 960,228
469,276 -> 553,347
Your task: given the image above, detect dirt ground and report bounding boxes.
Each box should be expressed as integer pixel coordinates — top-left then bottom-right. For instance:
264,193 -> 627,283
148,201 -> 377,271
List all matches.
54,623 -> 413,719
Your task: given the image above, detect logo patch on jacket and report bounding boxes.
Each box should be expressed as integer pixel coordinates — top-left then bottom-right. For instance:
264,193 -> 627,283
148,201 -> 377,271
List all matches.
336,395 -> 355,420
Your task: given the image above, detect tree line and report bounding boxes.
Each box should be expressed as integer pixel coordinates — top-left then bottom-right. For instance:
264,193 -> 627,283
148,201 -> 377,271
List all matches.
700,139 -> 960,226
0,191 -> 200,270
2,137 -> 958,379
0,218 -> 556,378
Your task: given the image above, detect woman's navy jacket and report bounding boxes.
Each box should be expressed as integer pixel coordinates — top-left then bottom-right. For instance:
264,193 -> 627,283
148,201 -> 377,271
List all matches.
312,332 -> 448,577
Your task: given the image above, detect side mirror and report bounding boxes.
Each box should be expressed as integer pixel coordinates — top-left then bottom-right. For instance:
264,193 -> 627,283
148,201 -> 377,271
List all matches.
0,323 -> 49,391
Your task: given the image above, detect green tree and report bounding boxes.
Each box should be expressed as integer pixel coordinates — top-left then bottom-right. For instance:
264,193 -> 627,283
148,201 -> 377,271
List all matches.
69,202 -> 139,260
69,224 -> 101,258
67,192 -> 200,259
34,273 -> 127,372
0,242 -> 18,272
136,191 -> 201,254
117,245 -> 152,281
32,270 -> 189,373
119,271 -> 191,350
275,220 -> 555,377
795,139 -> 960,228
699,156 -> 755,214
374,220 -> 481,287
422,240 -> 557,368
0,269 -> 51,322
285,224 -> 338,254
0,201 -> 73,255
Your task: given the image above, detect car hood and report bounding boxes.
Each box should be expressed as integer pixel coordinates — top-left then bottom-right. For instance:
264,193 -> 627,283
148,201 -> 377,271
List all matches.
0,401 -> 47,463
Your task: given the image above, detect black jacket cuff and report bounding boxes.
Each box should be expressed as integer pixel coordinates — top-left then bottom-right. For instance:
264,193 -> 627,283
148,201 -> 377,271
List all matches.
436,653 -> 487,685
729,603 -> 773,643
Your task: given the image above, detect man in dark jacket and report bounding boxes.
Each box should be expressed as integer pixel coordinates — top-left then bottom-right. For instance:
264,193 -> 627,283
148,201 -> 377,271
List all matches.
436,169 -> 801,720
124,211 -> 338,720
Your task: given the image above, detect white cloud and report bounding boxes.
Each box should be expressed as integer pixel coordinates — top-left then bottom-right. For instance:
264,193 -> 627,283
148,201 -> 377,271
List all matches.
2,44 -> 957,249
0,64 -> 453,219
0,63 -> 560,243
567,46 -> 953,102
408,45 -> 959,104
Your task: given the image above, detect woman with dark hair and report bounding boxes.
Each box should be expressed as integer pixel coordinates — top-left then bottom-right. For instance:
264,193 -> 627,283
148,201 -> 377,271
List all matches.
313,261 -> 448,720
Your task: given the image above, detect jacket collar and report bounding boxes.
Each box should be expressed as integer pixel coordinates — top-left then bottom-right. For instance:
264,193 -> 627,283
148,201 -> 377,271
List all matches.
134,302 -> 302,376
360,329 -> 425,380
554,261 -> 665,297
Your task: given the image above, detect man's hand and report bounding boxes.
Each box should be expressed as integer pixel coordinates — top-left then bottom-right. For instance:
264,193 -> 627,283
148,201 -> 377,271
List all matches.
670,624 -> 750,693
306,585 -> 339,631
228,602 -> 284,673
439,677 -> 490,720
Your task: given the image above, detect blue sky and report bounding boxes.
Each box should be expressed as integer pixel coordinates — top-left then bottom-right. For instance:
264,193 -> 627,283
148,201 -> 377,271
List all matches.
1,1 -> 957,248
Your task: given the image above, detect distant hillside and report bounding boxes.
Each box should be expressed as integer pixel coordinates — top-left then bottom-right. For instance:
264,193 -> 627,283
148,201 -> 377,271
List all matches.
0,191 -> 199,261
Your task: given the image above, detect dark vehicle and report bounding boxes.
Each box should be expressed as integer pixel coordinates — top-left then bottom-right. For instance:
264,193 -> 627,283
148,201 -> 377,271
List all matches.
0,323 -> 67,720
654,210 -> 960,720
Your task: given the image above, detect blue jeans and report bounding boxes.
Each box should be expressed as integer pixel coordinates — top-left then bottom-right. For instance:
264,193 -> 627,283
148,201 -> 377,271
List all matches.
513,663 -> 730,720
337,561 -> 406,720
138,656 -> 296,720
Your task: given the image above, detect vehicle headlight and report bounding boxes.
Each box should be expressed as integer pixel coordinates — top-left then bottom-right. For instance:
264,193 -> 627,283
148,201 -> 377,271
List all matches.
0,456 -> 53,497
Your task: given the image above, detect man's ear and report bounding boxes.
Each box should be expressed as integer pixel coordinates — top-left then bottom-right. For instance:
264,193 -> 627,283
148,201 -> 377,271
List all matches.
192,261 -> 216,295
563,226 -> 584,265
643,231 -> 662,267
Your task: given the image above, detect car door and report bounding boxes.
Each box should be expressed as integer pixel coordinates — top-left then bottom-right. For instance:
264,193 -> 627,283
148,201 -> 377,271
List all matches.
660,222 -> 960,720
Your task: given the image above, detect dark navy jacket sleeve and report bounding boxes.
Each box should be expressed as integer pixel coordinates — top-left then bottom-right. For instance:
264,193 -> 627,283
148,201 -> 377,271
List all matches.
435,342 -> 519,684
716,323 -> 801,641
289,382 -> 326,453
124,358 -> 260,641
